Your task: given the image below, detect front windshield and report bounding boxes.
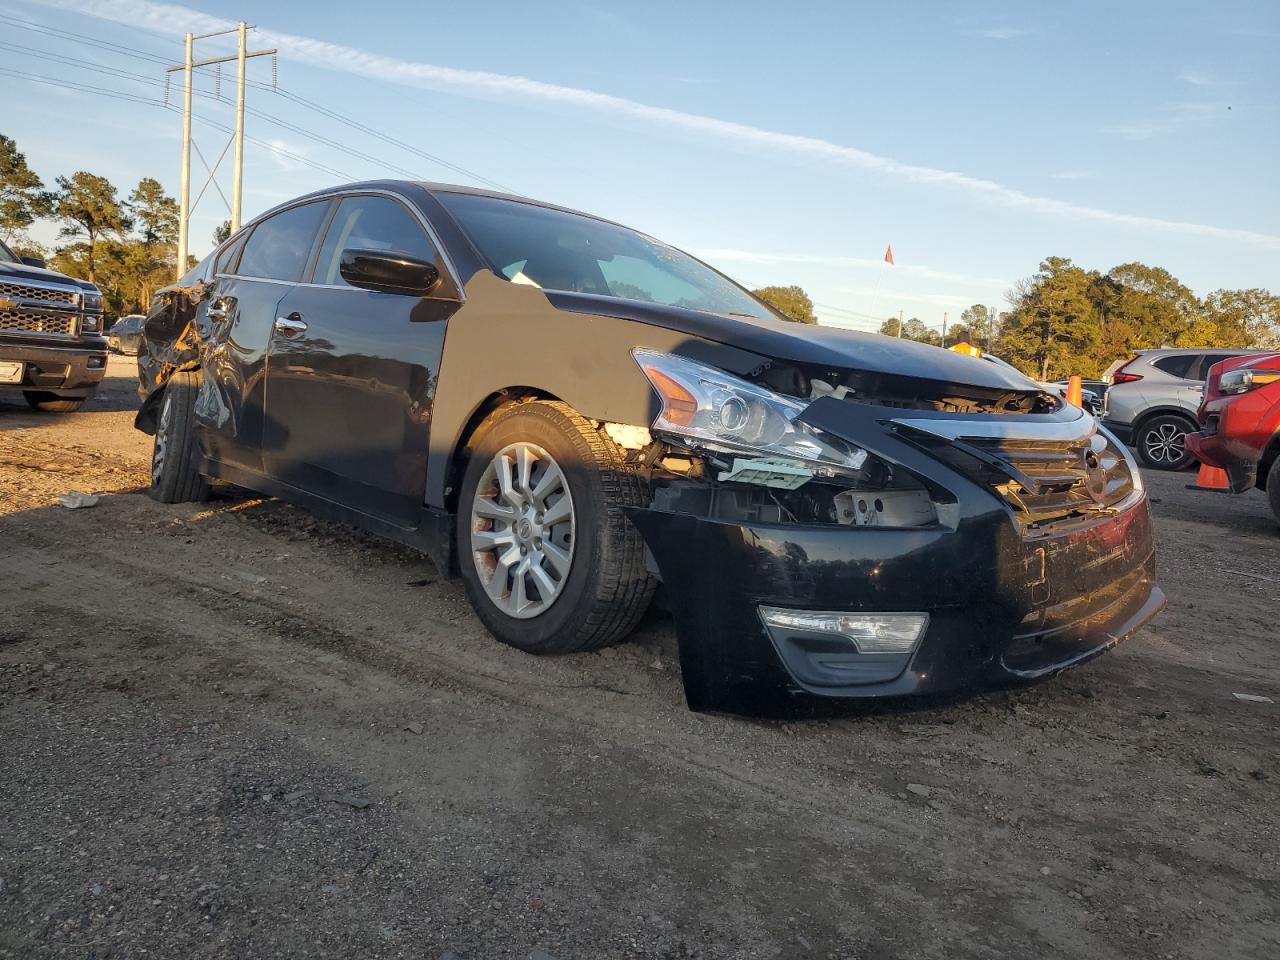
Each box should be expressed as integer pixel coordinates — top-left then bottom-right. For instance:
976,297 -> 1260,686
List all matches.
437,192 -> 772,319
0,239 -> 17,264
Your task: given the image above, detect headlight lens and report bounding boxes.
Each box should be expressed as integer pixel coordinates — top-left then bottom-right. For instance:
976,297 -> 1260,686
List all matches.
82,291 -> 103,312
633,348 -> 867,473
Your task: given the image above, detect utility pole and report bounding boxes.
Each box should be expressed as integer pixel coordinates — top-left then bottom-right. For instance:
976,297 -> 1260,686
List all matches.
897,309 -> 904,338
231,20 -> 248,234
176,31 -> 193,281
167,23 -> 276,280
941,311 -> 948,348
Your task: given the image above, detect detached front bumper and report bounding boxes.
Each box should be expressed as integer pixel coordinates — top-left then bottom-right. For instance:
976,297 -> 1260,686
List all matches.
631,396 -> 1165,716
0,336 -> 108,399
632,500 -> 1162,715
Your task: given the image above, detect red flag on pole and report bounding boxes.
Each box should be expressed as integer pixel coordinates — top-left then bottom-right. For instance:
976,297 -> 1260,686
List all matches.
884,244 -> 895,265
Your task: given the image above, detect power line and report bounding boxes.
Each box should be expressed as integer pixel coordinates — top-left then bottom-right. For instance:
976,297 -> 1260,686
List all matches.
0,65 -> 356,183
0,14 -> 516,193
0,65 -> 163,106
0,13 -> 173,65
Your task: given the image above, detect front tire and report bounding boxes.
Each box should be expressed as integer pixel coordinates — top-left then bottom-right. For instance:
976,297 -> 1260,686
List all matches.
23,392 -> 84,413
1135,414 -> 1197,471
1268,471 -> 1280,529
456,400 -> 655,654
149,370 -> 210,503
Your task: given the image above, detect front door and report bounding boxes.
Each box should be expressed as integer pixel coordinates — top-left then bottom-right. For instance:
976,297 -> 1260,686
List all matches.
262,193 -> 462,525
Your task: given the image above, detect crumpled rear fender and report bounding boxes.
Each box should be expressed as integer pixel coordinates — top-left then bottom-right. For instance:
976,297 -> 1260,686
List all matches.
134,281 -> 209,434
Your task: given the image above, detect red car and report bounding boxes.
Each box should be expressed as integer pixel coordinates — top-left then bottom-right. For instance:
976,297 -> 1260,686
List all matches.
1186,353 -> 1280,524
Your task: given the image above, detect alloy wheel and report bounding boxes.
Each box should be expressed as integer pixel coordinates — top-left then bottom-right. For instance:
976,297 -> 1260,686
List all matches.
1142,422 -> 1186,465
469,441 -> 576,619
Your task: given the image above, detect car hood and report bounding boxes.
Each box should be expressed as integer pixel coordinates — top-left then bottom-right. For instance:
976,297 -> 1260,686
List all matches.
546,291 -> 1038,392
0,259 -> 94,289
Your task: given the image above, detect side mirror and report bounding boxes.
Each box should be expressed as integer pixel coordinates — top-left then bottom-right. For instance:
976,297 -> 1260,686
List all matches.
20,256 -> 46,269
339,248 -> 439,297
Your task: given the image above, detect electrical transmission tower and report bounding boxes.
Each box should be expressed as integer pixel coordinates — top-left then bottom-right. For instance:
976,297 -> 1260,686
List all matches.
166,22 -> 276,280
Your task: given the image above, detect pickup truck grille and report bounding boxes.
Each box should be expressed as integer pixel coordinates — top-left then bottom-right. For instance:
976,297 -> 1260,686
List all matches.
0,310 -> 78,336
0,279 -> 80,307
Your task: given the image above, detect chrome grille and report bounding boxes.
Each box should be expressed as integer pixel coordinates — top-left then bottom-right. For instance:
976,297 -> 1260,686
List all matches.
0,279 -> 80,306
967,435 -> 1136,525
894,414 -> 1137,529
0,310 -> 77,336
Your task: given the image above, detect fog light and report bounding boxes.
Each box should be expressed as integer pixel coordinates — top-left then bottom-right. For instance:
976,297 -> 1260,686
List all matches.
759,607 -> 929,654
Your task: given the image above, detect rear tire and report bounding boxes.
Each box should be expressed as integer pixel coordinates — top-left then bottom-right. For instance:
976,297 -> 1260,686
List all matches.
1135,414 -> 1197,471
456,400 -> 655,654
149,370 -> 210,503
23,392 -> 84,413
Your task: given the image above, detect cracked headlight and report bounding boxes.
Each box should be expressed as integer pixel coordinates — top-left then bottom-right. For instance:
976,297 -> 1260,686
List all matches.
633,348 -> 867,474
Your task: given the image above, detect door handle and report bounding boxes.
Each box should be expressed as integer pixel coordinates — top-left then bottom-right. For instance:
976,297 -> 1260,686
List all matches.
274,313 -> 308,336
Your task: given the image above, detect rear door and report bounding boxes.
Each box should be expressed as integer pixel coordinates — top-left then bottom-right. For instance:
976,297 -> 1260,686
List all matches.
194,199 -> 332,474
262,192 -> 462,524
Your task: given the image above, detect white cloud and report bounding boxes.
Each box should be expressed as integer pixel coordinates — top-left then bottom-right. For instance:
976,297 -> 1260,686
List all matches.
260,138 -> 310,173
973,26 -> 1032,40
41,0 -> 1280,251
694,249 -> 1010,289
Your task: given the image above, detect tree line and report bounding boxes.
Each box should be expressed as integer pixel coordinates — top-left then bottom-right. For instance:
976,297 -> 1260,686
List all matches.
1,132 -> 213,320
4,131 -> 1276,372
877,257 -> 1278,379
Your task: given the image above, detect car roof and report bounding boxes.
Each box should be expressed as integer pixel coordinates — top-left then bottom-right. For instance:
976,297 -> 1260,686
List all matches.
254,179 -> 636,234
1134,347 -> 1268,356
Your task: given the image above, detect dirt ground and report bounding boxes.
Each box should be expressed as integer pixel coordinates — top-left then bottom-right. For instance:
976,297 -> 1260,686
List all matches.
1,356 -> 1277,960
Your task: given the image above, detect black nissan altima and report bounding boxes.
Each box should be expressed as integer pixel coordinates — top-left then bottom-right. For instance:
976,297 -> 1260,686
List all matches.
136,181 -> 1165,716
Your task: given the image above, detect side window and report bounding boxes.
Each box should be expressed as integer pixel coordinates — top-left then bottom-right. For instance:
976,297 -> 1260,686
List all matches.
312,195 -> 438,287
236,201 -> 330,282
1152,354 -> 1196,380
215,231 -> 249,276
176,250 -> 214,287
1194,353 -> 1238,381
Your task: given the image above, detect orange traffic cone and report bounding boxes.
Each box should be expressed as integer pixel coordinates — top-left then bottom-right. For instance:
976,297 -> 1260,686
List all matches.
1065,375 -> 1083,407
1194,462 -> 1230,490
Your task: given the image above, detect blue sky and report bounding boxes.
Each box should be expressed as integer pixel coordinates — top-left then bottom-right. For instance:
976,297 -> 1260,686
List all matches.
3,0 -> 1277,331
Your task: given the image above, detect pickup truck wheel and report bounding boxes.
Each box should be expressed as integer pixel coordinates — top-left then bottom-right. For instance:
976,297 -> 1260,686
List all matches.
149,371 -> 210,503
23,392 -> 84,413
1269,471 -> 1280,528
457,400 -> 655,654
1135,414 -> 1196,471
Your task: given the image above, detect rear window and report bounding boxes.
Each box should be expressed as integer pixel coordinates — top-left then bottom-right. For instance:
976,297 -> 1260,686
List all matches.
237,201 -> 330,282
1195,353 -> 1241,381
1152,354 -> 1196,379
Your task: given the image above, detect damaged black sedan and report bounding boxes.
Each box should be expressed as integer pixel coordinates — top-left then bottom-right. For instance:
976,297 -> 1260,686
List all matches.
135,181 -> 1165,715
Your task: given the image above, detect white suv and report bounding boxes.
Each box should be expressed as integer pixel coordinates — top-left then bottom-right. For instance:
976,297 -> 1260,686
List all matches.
1103,348 -> 1266,469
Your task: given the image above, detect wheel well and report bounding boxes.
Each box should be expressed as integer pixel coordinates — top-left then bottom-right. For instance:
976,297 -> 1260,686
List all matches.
443,387 -> 561,513
1132,407 -> 1198,436
1259,436 -> 1280,491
